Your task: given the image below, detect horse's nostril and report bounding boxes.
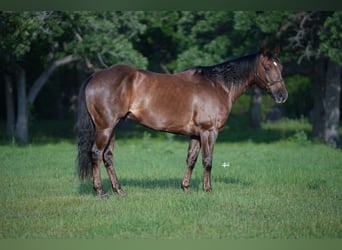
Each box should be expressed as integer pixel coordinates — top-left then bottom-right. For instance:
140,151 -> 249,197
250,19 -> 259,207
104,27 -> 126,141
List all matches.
278,91 -> 288,103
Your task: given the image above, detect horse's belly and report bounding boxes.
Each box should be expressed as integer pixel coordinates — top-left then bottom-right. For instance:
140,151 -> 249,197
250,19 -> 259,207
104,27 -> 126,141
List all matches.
128,104 -> 198,136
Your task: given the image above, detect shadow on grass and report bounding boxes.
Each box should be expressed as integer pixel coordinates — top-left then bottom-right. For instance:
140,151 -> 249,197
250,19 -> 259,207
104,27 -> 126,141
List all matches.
214,176 -> 253,187
78,175 -> 252,196
78,178 -> 195,196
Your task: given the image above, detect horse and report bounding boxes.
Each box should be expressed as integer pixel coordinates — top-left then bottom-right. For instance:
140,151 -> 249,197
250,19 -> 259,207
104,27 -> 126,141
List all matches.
76,46 -> 288,198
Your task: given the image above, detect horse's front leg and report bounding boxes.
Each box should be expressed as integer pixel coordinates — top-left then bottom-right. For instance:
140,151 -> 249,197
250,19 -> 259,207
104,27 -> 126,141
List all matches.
200,129 -> 218,192
182,136 -> 201,192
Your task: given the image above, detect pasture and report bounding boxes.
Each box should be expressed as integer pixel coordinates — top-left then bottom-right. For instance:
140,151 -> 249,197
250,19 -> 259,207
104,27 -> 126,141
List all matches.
0,119 -> 342,239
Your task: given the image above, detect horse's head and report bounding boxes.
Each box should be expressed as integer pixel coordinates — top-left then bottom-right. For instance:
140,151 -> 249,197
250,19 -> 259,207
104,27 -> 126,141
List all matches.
254,46 -> 288,104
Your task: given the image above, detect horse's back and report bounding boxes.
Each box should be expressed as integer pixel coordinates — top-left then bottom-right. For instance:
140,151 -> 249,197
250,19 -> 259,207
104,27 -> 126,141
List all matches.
90,64 -> 137,86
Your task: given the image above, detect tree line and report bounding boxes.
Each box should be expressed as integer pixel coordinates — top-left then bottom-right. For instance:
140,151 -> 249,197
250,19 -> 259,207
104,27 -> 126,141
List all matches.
1,11 -> 341,145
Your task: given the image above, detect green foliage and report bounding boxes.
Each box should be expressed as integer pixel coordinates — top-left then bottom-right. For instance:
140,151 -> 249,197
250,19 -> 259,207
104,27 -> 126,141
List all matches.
134,11 -> 235,72
174,46 -> 219,71
234,11 -> 258,31
65,11 -> 148,68
319,11 -> 342,64
254,11 -> 291,33
0,11 -> 148,70
171,11 -> 234,72
0,12 -> 44,59
233,11 -> 289,44
288,130 -> 310,145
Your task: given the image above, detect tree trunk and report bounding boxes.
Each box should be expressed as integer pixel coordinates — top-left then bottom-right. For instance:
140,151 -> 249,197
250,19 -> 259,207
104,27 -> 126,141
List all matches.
15,67 -> 28,144
250,85 -> 262,129
5,73 -> 15,139
312,57 -> 341,146
28,55 -> 78,105
11,55 -> 79,144
323,59 -> 341,145
312,57 -> 326,139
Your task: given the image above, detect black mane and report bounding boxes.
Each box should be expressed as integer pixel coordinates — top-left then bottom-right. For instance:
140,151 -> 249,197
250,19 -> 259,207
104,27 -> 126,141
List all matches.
191,53 -> 260,89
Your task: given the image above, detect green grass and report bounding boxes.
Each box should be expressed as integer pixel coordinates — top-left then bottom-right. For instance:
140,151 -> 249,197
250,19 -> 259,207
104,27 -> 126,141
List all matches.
0,120 -> 342,239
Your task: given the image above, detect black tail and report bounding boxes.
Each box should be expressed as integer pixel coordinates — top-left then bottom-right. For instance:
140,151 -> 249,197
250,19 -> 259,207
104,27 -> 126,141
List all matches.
76,75 -> 95,180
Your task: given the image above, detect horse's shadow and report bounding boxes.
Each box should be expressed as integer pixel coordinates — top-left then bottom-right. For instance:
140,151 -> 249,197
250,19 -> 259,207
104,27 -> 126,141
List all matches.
78,176 -> 252,196
78,177 -> 199,196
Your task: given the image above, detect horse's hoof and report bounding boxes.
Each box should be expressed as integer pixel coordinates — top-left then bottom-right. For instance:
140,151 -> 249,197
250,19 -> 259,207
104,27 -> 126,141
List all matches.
99,192 -> 109,199
181,184 -> 191,193
116,189 -> 126,197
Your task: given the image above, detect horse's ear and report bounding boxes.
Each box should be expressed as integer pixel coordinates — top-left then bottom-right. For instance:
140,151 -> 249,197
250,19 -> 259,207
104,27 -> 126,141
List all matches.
262,45 -> 269,56
273,45 -> 280,55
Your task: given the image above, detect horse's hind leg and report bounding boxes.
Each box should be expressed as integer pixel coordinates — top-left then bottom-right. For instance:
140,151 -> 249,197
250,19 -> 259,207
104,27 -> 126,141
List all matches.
92,128 -> 113,198
103,132 -> 125,196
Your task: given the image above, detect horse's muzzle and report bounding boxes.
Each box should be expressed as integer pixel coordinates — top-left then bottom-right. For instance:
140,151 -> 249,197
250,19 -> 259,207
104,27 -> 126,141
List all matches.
274,90 -> 288,104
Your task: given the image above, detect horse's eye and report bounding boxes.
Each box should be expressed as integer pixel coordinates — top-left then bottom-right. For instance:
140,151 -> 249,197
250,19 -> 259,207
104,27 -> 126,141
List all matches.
264,65 -> 270,72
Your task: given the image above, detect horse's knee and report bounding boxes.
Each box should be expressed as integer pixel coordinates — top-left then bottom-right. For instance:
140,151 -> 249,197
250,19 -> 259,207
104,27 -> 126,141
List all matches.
91,145 -> 102,163
202,157 -> 212,170
103,150 -> 113,167
187,157 -> 197,167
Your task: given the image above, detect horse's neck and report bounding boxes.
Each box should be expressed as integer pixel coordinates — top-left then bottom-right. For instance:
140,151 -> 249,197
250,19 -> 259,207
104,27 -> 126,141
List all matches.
193,55 -> 257,104
228,77 -> 254,104
209,57 -> 256,103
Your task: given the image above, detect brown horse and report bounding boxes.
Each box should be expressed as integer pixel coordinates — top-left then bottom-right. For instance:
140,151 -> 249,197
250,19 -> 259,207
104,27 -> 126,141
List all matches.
76,46 -> 288,197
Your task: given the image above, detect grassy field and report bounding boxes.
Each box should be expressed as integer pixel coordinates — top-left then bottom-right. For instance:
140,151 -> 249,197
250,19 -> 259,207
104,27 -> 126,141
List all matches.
0,119 -> 342,239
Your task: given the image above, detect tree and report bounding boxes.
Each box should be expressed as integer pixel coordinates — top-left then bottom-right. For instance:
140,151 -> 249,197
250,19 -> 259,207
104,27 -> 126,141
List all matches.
317,12 -> 342,145
172,11 -> 236,72
1,11 -> 147,144
283,11 -> 342,145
